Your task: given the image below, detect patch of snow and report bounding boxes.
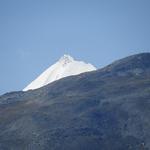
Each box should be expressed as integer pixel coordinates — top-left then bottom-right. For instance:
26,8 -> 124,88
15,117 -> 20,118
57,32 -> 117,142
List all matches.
23,54 -> 96,91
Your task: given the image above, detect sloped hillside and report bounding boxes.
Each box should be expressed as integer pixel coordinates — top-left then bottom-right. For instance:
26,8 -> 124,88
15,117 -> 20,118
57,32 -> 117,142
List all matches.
0,53 -> 150,150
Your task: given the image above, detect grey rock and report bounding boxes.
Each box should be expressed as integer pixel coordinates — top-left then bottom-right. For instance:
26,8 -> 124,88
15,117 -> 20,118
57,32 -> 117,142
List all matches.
0,53 -> 150,150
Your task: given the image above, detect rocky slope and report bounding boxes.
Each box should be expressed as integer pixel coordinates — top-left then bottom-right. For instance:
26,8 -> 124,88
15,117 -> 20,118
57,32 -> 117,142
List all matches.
0,53 -> 150,150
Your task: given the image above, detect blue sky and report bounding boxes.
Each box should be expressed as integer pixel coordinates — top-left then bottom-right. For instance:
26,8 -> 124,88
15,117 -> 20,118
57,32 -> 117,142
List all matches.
0,0 -> 150,94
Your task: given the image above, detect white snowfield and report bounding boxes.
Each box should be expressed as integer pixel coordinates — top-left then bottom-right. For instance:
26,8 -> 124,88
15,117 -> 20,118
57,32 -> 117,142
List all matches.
23,55 -> 96,91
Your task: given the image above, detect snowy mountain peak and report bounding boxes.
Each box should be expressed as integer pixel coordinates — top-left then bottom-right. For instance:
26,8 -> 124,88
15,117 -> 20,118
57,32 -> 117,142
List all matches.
59,54 -> 74,63
23,55 -> 96,91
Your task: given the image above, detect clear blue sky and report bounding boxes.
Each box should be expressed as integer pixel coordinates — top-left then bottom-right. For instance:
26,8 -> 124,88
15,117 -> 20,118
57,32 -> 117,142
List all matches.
0,0 -> 150,94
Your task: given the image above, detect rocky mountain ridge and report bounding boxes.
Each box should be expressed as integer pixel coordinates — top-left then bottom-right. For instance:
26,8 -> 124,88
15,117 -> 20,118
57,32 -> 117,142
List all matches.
0,53 -> 150,150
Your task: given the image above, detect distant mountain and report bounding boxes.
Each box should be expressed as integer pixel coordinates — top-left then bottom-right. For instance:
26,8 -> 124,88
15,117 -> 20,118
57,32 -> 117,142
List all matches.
0,53 -> 150,150
23,54 -> 96,91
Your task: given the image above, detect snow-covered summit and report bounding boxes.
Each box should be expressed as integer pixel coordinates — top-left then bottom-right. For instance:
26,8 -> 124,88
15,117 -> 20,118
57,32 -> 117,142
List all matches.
59,54 -> 74,63
23,54 -> 96,91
